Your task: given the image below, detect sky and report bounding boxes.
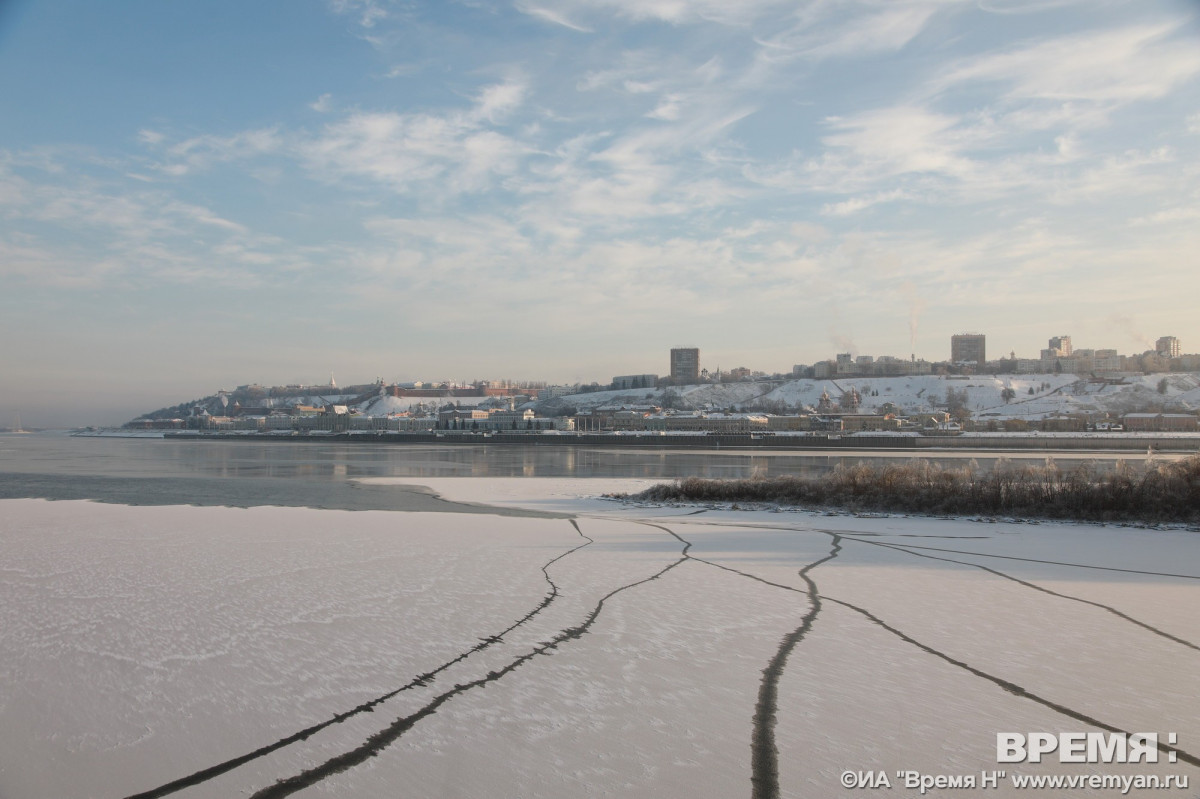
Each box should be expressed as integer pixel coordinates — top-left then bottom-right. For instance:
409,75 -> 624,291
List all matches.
1,0 -> 1199,426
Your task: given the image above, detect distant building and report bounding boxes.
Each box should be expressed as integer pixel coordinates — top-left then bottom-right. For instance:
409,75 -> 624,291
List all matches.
816,355 -> 929,377
1157,336 -> 1181,359
350,415 -> 437,432
438,408 -> 490,424
840,414 -> 901,432
612,374 -> 658,390
766,415 -> 815,431
1123,413 -> 1198,432
669,348 -> 700,383
1040,415 -> 1087,433
644,412 -> 768,433
1016,359 -> 1042,374
872,356 -> 932,376
538,385 -> 577,399
950,333 -> 986,366
1048,335 -> 1073,357
1177,354 -> 1200,371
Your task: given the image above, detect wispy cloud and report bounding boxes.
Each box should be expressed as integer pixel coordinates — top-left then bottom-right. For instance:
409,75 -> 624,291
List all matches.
1129,205 -> 1200,227
141,128 -> 283,177
514,1 -> 593,33
299,79 -> 530,195
821,189 -> 912,216
329,0 -> 391,28
474,79 -> 527,124
931,21 -> 1200,105
821,106 -> 976,180
757,2 -> 951,62
1049,146 -> 1175,204
524,0 -> 795,27
6,0 -> 1199,385
1,156 -> 301,288
976,0 -> 1093,14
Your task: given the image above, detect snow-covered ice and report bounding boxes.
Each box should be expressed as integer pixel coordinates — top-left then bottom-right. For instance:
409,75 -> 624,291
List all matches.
1,482 -> 1197,798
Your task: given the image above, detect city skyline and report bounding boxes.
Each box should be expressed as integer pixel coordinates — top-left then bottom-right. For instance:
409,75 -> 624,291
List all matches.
19,326 -> 1198,429
2,1 -> 1199,426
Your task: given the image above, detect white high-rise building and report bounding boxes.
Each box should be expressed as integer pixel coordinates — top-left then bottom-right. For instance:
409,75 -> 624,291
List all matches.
1156,336 -> 1180,358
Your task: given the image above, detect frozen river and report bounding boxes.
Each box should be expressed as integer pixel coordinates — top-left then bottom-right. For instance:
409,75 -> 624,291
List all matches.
0,433 -> 1186,508
0,435 -> 1197,797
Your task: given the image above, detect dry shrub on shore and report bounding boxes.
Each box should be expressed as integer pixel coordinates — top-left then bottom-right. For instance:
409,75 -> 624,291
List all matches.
630,455 -> 1200,522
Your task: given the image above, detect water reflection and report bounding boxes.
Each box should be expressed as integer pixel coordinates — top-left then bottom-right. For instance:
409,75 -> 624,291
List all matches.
0,434 -> 1170,483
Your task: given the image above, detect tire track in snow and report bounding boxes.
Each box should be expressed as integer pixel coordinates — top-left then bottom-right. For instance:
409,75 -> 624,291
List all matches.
123,519 -> 594,799
247,521 -> 689,798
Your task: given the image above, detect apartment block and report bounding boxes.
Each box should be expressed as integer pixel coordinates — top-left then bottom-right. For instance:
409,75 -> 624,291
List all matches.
669,348 -> 700,383
950,333 -> 986,365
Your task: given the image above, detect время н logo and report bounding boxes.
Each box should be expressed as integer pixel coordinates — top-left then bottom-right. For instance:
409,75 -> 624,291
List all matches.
998,732 -> 1178,764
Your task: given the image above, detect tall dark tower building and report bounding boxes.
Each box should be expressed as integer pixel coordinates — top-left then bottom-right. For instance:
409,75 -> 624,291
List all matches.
670,347 -> 700,383
950,333 -> 986,365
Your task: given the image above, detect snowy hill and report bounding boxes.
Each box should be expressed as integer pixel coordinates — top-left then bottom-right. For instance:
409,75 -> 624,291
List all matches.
535,373 -> 1200,421
132,373 -> 1200,426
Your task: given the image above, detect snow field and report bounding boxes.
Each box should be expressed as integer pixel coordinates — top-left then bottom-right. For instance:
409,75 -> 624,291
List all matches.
1,486 -> 1198,797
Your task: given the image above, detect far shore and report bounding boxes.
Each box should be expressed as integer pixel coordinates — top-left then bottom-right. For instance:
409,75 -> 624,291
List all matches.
67,428 -> 1200,454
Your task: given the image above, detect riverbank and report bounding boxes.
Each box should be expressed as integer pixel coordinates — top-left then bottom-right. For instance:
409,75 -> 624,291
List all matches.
74,428 -> 1200,453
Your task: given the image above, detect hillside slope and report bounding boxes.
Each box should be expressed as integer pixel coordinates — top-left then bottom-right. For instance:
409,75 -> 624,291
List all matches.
536,373 -> 1200,421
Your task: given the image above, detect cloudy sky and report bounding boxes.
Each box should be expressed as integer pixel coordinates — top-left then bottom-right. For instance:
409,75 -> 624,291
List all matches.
2,0 -> 1198,425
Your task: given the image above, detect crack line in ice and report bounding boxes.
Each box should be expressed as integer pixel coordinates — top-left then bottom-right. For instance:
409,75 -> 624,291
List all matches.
751,534 -> 840,799
122,519 -> 594,799
682,528 -> 1200,775
633,520 -> 693,556
822,594 -> 1200,770
841,536 -> 1200,652
641,515 -> 846,799
825,538 -> 1200,580
650,515 -> 991,540
248,526 -> 689,799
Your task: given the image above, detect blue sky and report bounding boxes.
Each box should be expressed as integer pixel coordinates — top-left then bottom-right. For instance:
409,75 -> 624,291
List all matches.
2,0 -> 1199,425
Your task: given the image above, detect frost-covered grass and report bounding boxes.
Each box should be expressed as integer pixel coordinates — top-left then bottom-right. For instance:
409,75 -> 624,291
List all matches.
627,455 -> 1200,522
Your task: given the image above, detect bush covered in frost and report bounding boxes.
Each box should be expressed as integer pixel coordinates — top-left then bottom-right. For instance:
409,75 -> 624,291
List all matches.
627,455 -> 1200,522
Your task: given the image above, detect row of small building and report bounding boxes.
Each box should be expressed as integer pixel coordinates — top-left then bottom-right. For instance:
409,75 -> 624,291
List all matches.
136,403 -> 938,434
131,403 -> 1200,435
810,335 -> 1194,379
133,406 -> 565,432
131,403 -> 917,433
